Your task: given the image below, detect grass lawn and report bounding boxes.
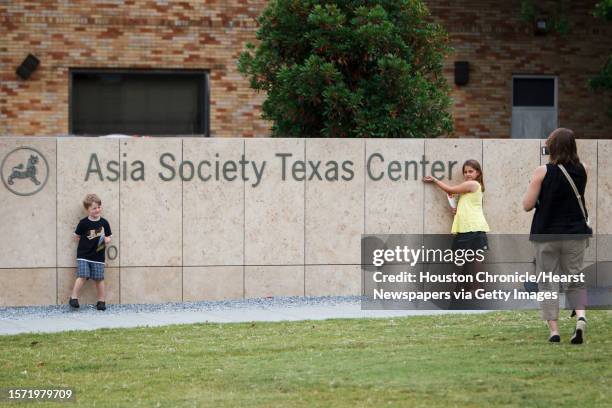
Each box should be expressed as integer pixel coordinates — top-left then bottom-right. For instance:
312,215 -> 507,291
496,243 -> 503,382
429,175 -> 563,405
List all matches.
1,311 -> 610,407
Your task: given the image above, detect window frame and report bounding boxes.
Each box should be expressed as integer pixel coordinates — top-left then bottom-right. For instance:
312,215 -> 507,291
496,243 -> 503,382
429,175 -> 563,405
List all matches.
68,68 -> 210,137
511,74 -> 558,110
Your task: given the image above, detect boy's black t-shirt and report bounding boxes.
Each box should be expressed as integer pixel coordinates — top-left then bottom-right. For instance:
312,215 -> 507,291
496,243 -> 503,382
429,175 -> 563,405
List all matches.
75,217 -> 112,263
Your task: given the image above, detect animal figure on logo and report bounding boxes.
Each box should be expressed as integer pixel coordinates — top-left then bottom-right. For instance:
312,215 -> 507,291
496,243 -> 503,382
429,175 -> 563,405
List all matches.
7,154 -> 41,185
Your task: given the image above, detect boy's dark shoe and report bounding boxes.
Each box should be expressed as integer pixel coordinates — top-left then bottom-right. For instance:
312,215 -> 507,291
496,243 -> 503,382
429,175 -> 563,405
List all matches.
69,298 -> 79,308
548,334 -> 560,343
96,301 -> 106,311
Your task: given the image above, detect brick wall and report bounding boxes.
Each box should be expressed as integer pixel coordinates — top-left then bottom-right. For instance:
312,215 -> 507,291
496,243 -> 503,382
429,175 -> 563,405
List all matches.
430,0 -> 612,139
1,0 -> 270,137
1,0 -> 611,138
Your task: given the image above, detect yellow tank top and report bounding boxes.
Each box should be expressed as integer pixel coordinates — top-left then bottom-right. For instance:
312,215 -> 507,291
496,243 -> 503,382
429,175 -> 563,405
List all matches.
451,184 -> 490,234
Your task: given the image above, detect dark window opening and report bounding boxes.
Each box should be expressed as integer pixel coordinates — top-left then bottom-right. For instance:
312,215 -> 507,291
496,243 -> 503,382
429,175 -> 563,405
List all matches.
513,77 -> 555,107
70,70 -> 209,136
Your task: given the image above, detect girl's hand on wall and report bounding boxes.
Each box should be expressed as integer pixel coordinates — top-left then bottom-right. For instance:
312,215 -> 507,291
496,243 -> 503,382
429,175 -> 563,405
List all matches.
423,176 -> 436,183
450,207 -> 457,215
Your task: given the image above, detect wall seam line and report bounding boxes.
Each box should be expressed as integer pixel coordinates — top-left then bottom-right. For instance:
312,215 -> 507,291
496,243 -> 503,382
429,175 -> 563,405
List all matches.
422,140 -> 426,249
56,138 -> 58,305
595,140 -> 598,287
363,138 -> 366,235
243,138 -> 246,299
303,140 -> 306,296
181,139 -> 184,302
363,138 -> 366,296
118,140 -> 122,304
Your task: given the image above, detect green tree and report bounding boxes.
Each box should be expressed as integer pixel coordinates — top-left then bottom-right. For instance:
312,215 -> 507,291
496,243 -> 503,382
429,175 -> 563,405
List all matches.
238,0 -> 453,138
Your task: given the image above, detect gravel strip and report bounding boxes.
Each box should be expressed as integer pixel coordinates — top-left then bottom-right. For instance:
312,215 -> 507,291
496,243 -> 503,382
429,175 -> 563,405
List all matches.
0,296 -> 363,320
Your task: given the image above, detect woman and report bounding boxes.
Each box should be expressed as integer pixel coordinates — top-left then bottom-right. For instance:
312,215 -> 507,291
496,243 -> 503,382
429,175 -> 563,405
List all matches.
523,128 -> 592,344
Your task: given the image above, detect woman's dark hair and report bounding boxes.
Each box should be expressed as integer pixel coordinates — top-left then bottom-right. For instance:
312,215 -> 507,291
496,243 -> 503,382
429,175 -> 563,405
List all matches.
463,159 -> 484,192
547,128 -> 580,165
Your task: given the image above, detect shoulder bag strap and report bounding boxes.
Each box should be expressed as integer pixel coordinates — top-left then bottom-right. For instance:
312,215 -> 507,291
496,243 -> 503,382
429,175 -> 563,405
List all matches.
558,164 -> 588,223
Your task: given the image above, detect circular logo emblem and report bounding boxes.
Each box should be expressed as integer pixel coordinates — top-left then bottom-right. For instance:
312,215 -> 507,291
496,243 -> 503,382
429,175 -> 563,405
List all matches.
1,147 -> 49,196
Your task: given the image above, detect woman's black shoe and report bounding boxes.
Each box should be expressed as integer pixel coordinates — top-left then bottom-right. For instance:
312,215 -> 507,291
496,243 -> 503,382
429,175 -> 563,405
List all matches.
548,334 -> 560,343
69,298 -> 79,308
96,301 -> 106,311
570,318 -> 586,344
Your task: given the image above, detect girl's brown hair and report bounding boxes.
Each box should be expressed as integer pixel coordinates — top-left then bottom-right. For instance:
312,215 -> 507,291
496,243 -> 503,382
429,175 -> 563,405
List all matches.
463,159 -> 485,192
546,128 -> 580,165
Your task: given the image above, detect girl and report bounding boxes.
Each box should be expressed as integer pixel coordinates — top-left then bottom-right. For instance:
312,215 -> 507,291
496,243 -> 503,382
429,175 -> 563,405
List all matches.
423,159 -> 490,288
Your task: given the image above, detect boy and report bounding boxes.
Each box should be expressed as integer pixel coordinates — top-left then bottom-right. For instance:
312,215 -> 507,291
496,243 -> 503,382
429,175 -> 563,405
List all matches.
69,193 -> 112,311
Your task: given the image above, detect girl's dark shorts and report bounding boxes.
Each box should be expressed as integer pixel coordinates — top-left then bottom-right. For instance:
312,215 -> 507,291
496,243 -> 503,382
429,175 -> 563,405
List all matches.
452,231 -> 488,251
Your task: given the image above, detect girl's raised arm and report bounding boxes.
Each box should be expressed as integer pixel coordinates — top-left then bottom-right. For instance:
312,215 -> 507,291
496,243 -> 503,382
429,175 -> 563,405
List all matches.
423,176 -> 479,194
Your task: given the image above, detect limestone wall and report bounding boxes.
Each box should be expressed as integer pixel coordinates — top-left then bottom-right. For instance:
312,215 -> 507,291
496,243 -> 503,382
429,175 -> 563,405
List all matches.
1,137 -> 610,306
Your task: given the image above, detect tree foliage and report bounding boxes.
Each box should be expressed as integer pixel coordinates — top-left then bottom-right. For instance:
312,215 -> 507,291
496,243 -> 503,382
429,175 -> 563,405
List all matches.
238,0 -> 453,138
594,0 -> 612,20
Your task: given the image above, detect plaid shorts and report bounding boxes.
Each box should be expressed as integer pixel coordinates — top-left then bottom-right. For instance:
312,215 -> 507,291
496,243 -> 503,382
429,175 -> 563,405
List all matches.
76,259 -> 105,281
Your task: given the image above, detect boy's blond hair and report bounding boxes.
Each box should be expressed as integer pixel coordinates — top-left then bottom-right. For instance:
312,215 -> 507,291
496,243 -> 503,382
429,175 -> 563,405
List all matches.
83,193 -> 101,209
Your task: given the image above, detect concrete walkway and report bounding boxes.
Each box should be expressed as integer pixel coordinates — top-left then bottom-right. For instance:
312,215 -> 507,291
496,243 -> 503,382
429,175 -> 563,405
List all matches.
0,298 -> 486,336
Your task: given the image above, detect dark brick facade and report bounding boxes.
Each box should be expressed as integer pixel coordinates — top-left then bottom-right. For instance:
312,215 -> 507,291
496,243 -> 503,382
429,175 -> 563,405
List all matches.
430,0 -> 612,139
1,0 -> 611,138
